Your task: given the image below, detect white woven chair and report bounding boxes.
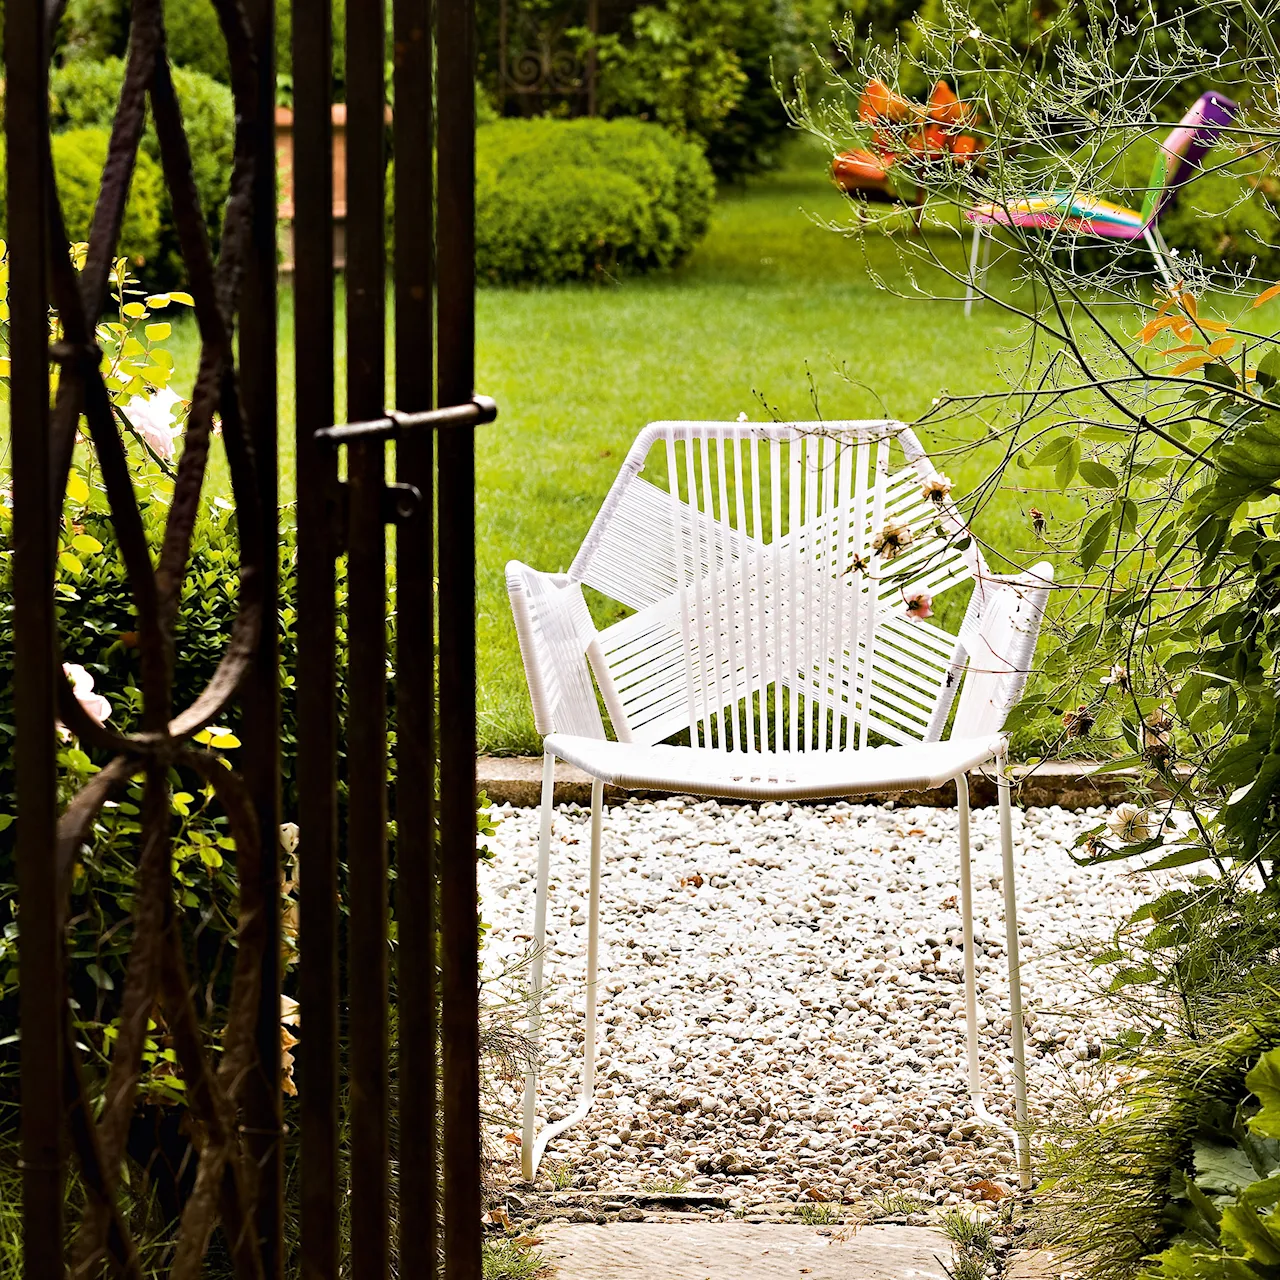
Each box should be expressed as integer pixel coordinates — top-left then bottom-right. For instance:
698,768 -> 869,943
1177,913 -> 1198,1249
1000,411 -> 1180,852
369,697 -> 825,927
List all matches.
507,420 -> 1052,1188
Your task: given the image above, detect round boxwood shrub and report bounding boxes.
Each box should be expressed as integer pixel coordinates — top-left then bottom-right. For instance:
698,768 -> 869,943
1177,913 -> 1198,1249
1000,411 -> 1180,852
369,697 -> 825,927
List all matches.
465,118 -> 715,285
2,129 -> 165,270
50,57 -> 236,270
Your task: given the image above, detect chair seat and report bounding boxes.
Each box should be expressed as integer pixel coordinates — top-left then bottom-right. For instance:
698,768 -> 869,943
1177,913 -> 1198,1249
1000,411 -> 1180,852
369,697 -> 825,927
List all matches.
967,193 -> 1146,241
544,732 -> 1006,801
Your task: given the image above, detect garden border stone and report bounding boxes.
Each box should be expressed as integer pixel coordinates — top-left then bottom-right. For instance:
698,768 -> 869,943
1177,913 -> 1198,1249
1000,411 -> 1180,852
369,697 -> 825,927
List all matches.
478,757 -> 1138,811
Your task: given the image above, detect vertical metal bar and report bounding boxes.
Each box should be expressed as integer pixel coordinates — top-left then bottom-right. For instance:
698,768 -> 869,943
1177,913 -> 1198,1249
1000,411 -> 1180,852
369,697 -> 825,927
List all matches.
346,0 -> 389,1273
294,0 -> 340,1274
394,0 -> 439,1271
239,0 -> 282,1269
438,0 -> 483,1268
9,2 -> 60,1275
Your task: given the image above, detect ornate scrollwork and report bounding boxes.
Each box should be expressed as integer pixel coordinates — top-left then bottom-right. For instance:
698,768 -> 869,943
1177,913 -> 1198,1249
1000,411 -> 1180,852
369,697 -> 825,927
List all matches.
498,0 -> 597,112
43,0 -> 270,1273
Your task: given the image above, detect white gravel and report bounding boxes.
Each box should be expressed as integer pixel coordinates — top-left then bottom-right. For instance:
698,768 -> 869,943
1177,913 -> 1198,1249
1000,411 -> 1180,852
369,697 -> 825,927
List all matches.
480,796 -> 1148,1207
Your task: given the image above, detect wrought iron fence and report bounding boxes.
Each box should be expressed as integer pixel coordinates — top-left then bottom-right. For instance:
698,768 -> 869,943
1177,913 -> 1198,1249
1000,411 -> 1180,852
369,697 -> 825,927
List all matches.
7,0 -> 488,1272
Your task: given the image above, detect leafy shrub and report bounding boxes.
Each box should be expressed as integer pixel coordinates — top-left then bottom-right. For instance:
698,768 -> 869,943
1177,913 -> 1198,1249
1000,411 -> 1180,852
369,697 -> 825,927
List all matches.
50,57 -> 236,275
46,129 -> 165,270
1141,1048 -> 1280,1278
162,0 -> 230,83
461,117 -> 714,284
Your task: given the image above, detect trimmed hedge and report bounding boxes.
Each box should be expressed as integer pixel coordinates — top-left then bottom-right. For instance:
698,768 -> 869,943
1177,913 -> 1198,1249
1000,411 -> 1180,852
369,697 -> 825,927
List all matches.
0,129 -> 165,270
49,57 -> 236,278
468,118 -> 715,285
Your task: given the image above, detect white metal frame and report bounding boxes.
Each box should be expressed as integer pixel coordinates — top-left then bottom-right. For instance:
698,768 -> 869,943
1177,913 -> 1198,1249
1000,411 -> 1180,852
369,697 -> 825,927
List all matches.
507,420 -> 1052,1188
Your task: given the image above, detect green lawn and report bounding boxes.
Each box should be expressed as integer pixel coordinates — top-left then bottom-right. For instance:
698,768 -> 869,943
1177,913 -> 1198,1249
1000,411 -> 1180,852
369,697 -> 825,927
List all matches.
472,135 -> 1040,752
3,134 -> 1068,755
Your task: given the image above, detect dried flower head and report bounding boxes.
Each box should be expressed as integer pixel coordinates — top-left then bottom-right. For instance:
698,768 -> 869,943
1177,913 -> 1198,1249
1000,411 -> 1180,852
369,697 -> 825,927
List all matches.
1101,663 -> 1129,691
1107,804 -> 1155,843
905,590 -> 934,620
1063,705 -> 1095,738
1029,507 -> 1047,537
872,519 -> 913,562
922,472 -> 953,503
851,552 -> 869,575
1143,710 -> 1174,767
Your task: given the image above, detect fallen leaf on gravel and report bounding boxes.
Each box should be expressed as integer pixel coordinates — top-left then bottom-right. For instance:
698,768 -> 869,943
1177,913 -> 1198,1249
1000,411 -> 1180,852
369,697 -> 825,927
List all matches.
512,1235 -> 543,1247
803,1187 -> 826,1201
680,873 -> 704,888
969,1178 -> 1013,1201
503,1132 -> 521,1145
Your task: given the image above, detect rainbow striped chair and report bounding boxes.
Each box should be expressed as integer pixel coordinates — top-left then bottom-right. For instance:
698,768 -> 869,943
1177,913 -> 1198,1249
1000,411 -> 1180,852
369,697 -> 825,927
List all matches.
964,91 -> 1236,315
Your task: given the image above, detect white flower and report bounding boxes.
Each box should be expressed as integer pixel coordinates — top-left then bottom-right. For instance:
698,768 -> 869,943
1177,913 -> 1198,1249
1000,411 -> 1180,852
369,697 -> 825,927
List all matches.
736,411 -> 749,422
921,472 -> 953,502
62,662 -> 111,725
123,387 -> 184,461
968,25 -> 982,38
1106,804 -> 1154,843
279,822 -> 300,856
1101,663 -> 1129,690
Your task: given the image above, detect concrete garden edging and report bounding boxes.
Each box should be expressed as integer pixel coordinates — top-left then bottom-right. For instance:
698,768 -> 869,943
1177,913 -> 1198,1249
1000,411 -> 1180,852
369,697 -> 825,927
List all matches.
478,757 -> 1137,810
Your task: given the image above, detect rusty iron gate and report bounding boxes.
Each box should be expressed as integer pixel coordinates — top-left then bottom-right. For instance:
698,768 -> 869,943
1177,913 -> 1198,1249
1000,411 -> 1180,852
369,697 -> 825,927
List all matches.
8,0 -> 490,1273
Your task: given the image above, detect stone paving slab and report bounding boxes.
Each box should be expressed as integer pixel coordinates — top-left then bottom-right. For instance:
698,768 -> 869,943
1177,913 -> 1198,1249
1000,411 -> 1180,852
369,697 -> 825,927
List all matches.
537,1223 -> 952,1279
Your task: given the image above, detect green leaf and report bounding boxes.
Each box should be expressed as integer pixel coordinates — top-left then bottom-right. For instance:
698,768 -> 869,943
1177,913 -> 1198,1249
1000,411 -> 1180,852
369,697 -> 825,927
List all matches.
85,963 -> 115,991
1248,1050 -> 1280,1140
71,533 -> 103,555
1033,435 -> 1074,466
1081,510 -> 1112,569
1255,348 -> 1280,394
1079,460 -> 1120,488
1194,1140 -> 1262,1197
1056,440 -> 1081,489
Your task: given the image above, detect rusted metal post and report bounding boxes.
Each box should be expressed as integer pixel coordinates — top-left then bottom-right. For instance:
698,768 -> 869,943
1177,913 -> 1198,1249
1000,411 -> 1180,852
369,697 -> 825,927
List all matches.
393,0 -> 440,1271
9,0 -> 61,1273
346,0 -> 390,1274
438,0 -> 484,1272
294,0 -> 341,1275
239,0 -> 284,1269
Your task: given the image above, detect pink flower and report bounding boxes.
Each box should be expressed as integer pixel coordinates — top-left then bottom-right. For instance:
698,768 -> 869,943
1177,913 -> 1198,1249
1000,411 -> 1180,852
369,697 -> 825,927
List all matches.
123,387 -> 184,461
61,662 -> 111,735
904,590 -> 933,620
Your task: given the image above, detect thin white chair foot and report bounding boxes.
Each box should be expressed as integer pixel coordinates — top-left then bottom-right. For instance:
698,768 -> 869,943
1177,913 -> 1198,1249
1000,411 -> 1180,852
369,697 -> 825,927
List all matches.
998,754 -> 1032,1188
965,225 -> 983,316
958,770 -> 1032,1185
522,767 -> 604,1182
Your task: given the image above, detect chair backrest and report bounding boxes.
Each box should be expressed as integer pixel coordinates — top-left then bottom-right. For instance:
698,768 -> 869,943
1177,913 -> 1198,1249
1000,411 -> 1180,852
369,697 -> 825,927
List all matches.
566,420 -> 1009,754
1141,90 -> 1237,226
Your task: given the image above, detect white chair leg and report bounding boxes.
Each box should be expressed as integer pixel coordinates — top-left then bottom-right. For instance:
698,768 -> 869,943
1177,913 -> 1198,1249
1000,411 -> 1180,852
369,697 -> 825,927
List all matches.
522,751 -> 557,1182
998,752 -> 1032,1189
956,774 -> 982,1103
522,771 -> 604,1182
1144,225 -> 1179,296
965,224 -> 984,316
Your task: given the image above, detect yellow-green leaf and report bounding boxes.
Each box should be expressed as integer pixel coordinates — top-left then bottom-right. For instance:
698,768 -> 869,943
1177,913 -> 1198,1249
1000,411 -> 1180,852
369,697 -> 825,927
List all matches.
122,302 -> 147,319
71,533 -> 103,555
145,293 -> 171,309
209,731 -> 241,749
145,322 -> 171,342
169,291 -> 195,305
58,551 -> 83,576
65,473 -> 90,503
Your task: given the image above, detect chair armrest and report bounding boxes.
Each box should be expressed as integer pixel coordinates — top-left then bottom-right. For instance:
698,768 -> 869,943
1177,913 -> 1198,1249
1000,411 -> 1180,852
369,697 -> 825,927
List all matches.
953,562 -> 1054,739
506,561 -> 607,740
